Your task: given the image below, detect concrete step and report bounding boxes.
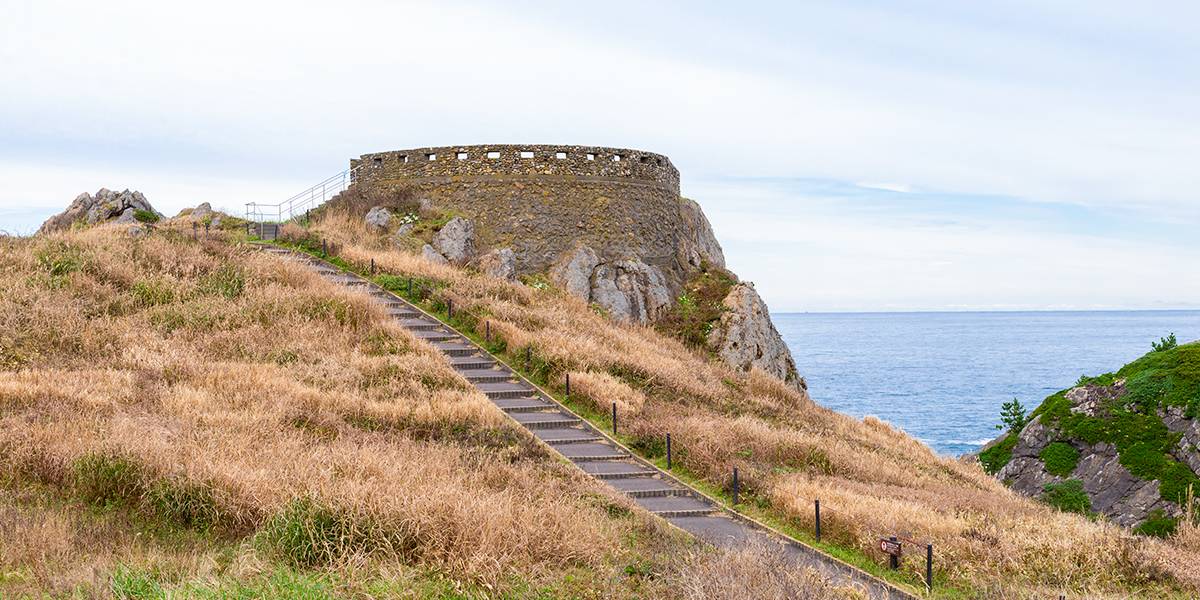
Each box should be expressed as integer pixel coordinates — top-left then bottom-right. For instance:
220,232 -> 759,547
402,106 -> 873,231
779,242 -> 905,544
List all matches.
533,428 -> 603,445
458,368 -> 514,383
476,381 -> 535,399
398,318 -> 441,331
606,477 -> 686,498
559,442 -> 628,461
434,342 -> 479,357
412,330 -> 458,343
510,411 -> 580,429
387,308 -> 422,319
494,398 -> 556,413
450,356 -> 496,370
576,460 -> 657,480
636,495 -> 716,518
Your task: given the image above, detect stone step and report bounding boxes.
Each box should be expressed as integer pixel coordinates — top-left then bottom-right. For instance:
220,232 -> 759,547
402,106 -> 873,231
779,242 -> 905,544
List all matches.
494,398 -> 556,413
458,368 -> 514,383
412,331 -> 458,343
533,428 -> 603,445
636,495 -> 717,518
398,318 -> 441,331
476,381 -> 536,399
576,460 -> 657,480
450,356 -> 496,370
387,308 -> 422,319
435,342 -> 479,357
510,411 -> 580,429
606,477 -> 686,498
559,442 -> 628,461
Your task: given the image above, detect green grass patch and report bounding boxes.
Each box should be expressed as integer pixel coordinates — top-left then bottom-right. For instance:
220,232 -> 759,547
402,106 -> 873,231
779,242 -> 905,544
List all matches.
653,262 -> 736,351
1039,442 -> 1079,477
198,264 -> 245,299
258,497 -> 391,568
1133,509 -> 1178,538
978,434 -> 1017,475
1041,479 -> 1092,515
72,453 -> 146,508
131,279 -> 175,307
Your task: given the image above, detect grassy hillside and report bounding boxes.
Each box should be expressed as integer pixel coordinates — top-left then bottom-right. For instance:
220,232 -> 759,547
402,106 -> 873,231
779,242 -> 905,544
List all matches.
285,210 -> 1200,598
0,223 -> 854,599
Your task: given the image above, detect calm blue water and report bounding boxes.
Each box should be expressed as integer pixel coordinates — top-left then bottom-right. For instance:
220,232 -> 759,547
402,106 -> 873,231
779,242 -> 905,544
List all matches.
775,311 -> 1200,456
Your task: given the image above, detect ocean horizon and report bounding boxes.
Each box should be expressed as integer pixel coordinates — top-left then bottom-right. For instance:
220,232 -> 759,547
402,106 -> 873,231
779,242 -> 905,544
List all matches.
774,308 -> 1200,456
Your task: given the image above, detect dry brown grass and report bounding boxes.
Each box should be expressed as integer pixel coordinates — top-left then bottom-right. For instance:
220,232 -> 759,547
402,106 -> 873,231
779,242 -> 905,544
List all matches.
5,222 -> 812,597
306,210 -> 1200,597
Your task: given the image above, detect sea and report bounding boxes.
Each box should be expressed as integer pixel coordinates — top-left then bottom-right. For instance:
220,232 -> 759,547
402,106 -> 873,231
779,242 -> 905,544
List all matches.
774,310 -> 1200,456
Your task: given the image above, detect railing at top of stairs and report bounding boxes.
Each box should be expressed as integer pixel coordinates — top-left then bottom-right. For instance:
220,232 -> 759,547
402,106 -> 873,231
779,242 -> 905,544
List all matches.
245,165 -> 362,224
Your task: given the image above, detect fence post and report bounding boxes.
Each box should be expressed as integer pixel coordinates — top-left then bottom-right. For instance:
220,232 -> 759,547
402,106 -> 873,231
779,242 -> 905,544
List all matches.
732,467 -> 740,505
565,373 -> 570,399
926,543 -> 933,593
525,346 -> 531,370
447,299 -> 453,319
204,221 -> 210,237
192,222 -> 198,240
889,536 -> 899,570
407,277 -> 412,297
815,499 -> 821,542
611,402 -> 617,435
322,238 -> 327,256
370,258 -> 375,276
666,433 -> 672,470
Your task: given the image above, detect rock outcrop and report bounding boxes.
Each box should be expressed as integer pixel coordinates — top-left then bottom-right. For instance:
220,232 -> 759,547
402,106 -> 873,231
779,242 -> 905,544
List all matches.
421,244 -> 449,265
478,247 -> 516,282
365,206 -> 392,232
983,342 -> 1200,531
432,217 -> 475,264
677,197 -> 726,269
38,189 -> 161,234
707,282 -> 804,390
548,245 -> 672,323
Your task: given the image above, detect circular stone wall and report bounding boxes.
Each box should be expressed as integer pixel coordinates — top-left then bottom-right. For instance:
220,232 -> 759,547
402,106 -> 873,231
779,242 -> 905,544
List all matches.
351,145 -> 689,278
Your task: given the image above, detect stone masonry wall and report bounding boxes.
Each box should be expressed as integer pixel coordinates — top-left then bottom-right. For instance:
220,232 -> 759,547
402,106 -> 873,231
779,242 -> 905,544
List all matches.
351,145 -> 688,282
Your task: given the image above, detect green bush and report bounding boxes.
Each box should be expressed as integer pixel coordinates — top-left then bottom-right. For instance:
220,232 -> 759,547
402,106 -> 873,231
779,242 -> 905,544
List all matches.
131,279 -> 175,307
133,209 -> 160,224
979,434 -> 1017,475
72,453 -> 146,507
1039,442 -> 1079,477
1041,479 -> 1092,515
1133,510 -> 1177,538
199,265 -> 245,299
147,477 -> 221,530
258,498 -> 379,568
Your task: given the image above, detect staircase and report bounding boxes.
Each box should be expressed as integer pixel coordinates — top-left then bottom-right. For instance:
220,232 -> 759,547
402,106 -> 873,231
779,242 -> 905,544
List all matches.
256,244 -> 916,600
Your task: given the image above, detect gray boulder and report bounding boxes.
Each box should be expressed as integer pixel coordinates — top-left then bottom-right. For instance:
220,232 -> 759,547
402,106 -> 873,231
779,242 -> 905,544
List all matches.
421,244 -> 448,265
365,206 -> 392,232
478,247 -> 517,281
395,222 -> 414,237
192,202 -> 213,220
549,245 -> 600,299
432,217 -> 475,264
589,260 -> 672,323
115,208 -> 138,224
39,188 -> 161,234
706,282 -> 805,391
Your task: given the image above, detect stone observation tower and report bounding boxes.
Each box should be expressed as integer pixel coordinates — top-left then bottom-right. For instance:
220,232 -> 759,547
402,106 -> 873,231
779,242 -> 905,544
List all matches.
350,144 -> 701,279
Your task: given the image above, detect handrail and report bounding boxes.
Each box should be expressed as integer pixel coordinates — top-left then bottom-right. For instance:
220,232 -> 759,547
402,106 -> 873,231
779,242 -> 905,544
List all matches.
245,165 -> 363,223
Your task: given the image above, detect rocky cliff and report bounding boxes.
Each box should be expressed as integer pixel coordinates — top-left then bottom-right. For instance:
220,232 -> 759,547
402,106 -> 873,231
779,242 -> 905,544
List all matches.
38,189 -> 162,234
980,340 -> 1199,534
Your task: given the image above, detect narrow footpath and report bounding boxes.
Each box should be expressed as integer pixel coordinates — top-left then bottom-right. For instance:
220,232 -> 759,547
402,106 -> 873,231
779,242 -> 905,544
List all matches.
261,245 -> 917,600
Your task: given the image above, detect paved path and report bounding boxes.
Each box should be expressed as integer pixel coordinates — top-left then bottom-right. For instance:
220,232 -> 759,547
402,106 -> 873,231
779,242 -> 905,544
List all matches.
262,245 -> 917,600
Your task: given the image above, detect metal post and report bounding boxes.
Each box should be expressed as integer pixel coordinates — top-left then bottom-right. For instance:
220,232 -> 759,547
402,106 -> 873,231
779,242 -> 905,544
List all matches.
485,320 -> 490,342
815,499 -> 821,542
565,373 -> 570,399
447,299 -> 453,318
370,258 -> 375,276
204,221 -> 210,236
306,209 -> 310,223
926,544 -> 933,592
889,536 -> 899,570
322,238 -> 327,256
611,402 -> 617,434
407,277 -> 412,297
192,221 -> 197,240
666,433 -> 672,469
733,467 -> 740,505
525,346 -> 531,370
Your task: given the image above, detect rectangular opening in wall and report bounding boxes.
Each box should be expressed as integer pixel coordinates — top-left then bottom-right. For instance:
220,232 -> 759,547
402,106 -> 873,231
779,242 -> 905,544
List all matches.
487,151 -> 500,159
656,158 -> 662,166
457,152 -> 468,160
612,154 -> 622,162
555,151 -> 567,159
586,153 -> 595,160
520,151 -> 534,159
639,155 -> 651,164
426,153 -> 437,161
372,157 -> 383,166
399,154 -> 408,163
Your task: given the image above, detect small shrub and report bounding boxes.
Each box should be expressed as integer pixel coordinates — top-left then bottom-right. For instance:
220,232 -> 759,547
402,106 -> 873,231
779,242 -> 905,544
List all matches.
1152,333 -> 1178,353
133,209 -> 160,224
259,498 -> 381,568
1041,479 -> 1092,515
1039,442 -> 1080,477
131,279 -> 175,307
147,477 -> 222,530
110,565 -> 163,599
35,240 -> 83,277
199,264 -> 245,299
72,453 -> 146,507
1134,510 -> 1177,538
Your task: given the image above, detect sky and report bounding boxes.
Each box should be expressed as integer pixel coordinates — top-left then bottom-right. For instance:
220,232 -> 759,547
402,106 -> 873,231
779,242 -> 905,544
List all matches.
1,0 -> 1197,312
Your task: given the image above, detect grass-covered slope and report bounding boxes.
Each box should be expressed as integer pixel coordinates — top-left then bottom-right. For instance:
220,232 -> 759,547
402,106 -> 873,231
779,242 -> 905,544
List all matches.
293,211 -> 1200,598
0,222 -> 856,599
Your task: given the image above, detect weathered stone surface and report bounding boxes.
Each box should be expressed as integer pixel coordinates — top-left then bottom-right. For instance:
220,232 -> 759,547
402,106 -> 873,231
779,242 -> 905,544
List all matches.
590,260 -> 672,323
478,248 -> 516,281
395,223 -> 414,237
678,197 -> 726,269
38,188 -> 160,234
1160,405 -> 1200,474
549,245 -> 600,300
432,217 -> 475,264
1067,382 -> 1125,417
421,244 -> 449,265
365,206 -> 392,231
114,208 -> 137,224
192,202 -> 213,220
706,282 -> 804,390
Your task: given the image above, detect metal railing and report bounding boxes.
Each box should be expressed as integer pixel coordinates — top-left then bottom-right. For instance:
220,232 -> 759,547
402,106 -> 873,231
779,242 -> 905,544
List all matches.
245,165 -> 362,223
